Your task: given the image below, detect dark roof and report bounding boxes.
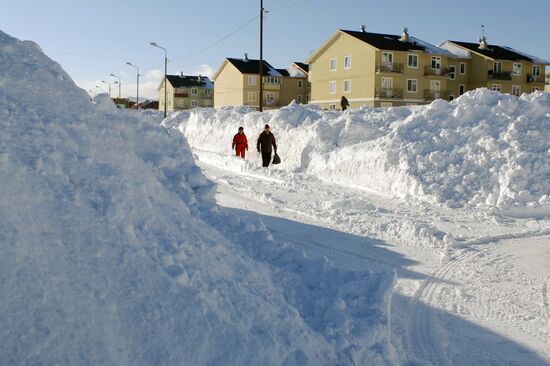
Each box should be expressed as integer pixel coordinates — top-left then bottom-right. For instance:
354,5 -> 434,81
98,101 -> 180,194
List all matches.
293,62 -> 309,73
449,41 -> 534,61
341,29 -> 428,52
226,58 -> 280,75
276,68 -> 290,77
166,75 -> 212,88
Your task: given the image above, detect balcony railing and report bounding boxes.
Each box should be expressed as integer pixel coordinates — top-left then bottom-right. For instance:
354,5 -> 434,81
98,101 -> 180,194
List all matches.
424,66 -> 450,77
424,90 -> 450,101
174,92 -> 188,98
527,74 -> 545,83
488,71 -> 512,80
376,62 -> 404,73
375,88 -> 403,99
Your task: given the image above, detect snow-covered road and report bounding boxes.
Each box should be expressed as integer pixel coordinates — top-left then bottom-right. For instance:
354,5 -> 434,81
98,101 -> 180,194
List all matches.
197,152 -> 550,366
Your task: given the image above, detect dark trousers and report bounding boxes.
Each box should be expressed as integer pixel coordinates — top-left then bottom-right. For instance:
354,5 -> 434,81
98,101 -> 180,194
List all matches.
261,152 -> 272,167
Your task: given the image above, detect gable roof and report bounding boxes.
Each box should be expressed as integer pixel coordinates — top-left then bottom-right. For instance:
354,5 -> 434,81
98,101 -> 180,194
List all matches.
165,75 -> 213,89
307,29 -> 455,63
293,62 -> 309,73
276,68 -> 290,77
226,58 -> 282,76
446,41 -> 535,62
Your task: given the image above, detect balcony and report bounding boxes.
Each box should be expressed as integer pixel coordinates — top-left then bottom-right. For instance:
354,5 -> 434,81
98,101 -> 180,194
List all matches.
424,90 -> 450,101
375,88 -> 403,99
527,74 -> 545,83
424,66 -> 450,77
174,92 -> 189,98
488,70 -> 512,80
376,62 -> 404,73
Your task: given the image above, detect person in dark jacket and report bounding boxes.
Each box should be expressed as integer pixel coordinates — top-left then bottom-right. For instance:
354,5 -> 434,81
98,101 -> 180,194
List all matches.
257,124 -> 277,167
232,126 -> 248,158
340,96 -> 350,111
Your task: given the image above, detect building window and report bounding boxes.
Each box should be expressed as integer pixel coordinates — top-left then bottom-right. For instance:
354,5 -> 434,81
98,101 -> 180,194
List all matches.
407,79 -> 418,93
204,100 -> 212,107
343,79 -> 352,93
248,92 -> 257,102
329,81 -> 337,94
191,100 -> 198,107
381,102 -> 393,107
344,55 -> 352,69
297,79 -> 303,88
329,104 -> 336,110
512,85 -> 521,96
431,56 -> 441,69
493,62 -> 502,73
248,75 -> 257,86
296,95 -> 303,103
266,92 -> 274,105
533,65 -> 541,76
408,54 -> 418,68
449,95 -> 455,101
191,88 -> 198,95
492,84 -> 502,92
513,63 -> 522,76
448,66 -> 456,80
460,63 -> 466,74
382,52 -> 393,66
329,58 -> 337,71
532,86 -> 541,92
459,84 -> 465,95
264,77 -> 281,84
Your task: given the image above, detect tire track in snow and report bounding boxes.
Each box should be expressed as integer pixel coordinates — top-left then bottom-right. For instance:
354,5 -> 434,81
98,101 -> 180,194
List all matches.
408,249 -> 482,366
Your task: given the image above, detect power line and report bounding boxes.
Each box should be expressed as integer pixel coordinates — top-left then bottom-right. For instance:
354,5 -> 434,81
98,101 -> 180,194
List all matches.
171,15 -> 259,61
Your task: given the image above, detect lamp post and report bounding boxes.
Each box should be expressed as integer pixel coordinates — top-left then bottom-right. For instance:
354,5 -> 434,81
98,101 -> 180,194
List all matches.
126,62 -> 140,110
101,80 -> 112,97
110,73 -> 121,99
259,0 -> 264,112
150,42 -> 168,118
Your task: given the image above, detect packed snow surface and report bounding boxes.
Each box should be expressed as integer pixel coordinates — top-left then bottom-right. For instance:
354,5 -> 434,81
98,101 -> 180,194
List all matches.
167,92 -> 550,216
0,30 -> 396,365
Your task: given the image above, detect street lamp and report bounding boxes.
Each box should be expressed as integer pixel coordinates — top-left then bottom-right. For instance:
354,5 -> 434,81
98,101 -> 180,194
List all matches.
101,80 -> 112,97
110,73 -> 122,99
126,62 -> 140,110
150,42 -> 168,118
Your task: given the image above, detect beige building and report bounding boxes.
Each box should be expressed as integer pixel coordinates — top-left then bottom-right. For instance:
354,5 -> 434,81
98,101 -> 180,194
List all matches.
546,72 -> 550,92
441,38 -> 549,96
212,56 -> 308,109
158,73 -> 213,113
306,27 -> 466,109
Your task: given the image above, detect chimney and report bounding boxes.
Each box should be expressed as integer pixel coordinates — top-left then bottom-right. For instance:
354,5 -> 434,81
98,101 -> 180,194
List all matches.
244,53 -> 249,61
180,71 -> 184,77
360,25 -> 366,33
400,27 -> 409,42
197,74 -> 201,81
478,25 -> 488,50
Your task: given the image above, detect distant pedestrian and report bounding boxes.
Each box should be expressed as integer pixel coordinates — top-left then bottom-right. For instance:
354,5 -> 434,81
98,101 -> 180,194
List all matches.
232,126 -> 248,158
340,96 -> 350,111
257,124 -> 277,167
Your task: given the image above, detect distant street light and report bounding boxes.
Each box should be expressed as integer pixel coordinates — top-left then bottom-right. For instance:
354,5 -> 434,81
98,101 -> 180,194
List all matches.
110,73 -> 122,98
101,80 -> 113,97
126,62 -> 140,110
150,42 -> 168,118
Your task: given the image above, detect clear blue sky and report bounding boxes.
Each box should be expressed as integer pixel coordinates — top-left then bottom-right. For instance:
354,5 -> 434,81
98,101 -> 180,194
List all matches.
2,0 -> 549,99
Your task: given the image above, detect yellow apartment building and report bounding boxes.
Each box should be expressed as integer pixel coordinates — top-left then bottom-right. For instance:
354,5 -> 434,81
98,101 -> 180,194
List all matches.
545,72 -> 550,92
158,73 -> 213,113
212,56 -> 308,109
441,38 -> 549,96
306,27 -> 468,109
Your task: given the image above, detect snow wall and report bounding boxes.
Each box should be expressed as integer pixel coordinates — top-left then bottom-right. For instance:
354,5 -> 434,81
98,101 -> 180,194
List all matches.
0,30 -> 396,365
167,91 -> 550,216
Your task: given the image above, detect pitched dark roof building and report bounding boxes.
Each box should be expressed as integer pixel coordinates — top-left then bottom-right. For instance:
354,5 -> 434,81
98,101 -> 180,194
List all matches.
448,41 -> 534,61
165,74 -> 213,88
226,58 -> 281,76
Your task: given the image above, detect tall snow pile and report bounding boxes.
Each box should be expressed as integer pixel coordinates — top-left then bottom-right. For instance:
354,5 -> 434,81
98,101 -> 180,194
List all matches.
0,30 -> 397,365
169,92 -> 550,215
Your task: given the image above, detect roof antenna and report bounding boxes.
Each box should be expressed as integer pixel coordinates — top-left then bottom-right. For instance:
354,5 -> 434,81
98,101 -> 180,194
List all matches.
478,25 -> 488,50
400,27 -> 409,42
360,24 -> 366,33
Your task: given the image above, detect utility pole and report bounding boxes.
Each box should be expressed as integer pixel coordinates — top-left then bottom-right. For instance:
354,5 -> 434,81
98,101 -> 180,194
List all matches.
127,62 -> 140,109
150,42 -> 168,118
259,0 -> 264,112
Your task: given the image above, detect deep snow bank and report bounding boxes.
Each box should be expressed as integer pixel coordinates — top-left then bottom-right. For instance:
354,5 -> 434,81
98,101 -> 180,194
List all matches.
0,30 -> 396,365
168,91 -> 550,214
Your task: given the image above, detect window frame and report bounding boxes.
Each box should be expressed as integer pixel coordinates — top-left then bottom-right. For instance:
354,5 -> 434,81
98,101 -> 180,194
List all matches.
533,65 -> 541,76
329,80 -> 337,94
248,75 -> 257,86
459,84 -> 465,95
493,62 -> 503,74
512,63 -> 522,76
248,91 -> 257,102
431,56 -> 441,69
344,55 -> 352,69
191,88 -> 198,95
407,54 -> 419,68
329,58 -> 337,71
511,85 -> 521,96
407,79 -> 418,93
492,83 -> 502,92
459,62 -> 466,75
190,100 -> 198,107
343,79 -> 352,93
448,65 -> 456,80
297,79 -> 303,88
296,95 -> 303,103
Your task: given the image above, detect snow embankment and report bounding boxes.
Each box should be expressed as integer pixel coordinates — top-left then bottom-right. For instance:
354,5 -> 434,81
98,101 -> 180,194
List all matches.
168,92 -> 550,215
0,30 -> 397,365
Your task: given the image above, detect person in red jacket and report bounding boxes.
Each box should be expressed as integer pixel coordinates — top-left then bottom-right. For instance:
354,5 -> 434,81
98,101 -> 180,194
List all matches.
232,126 -> 248,158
